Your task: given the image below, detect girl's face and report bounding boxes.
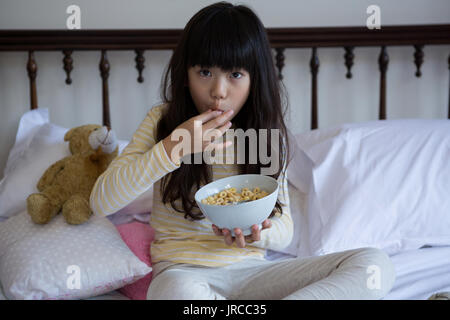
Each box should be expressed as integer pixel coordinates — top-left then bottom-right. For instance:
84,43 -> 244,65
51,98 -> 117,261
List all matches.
187,66 -> 250,120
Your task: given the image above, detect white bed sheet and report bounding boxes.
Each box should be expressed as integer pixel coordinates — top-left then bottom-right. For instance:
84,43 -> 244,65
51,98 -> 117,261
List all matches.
383,246 -> 450,300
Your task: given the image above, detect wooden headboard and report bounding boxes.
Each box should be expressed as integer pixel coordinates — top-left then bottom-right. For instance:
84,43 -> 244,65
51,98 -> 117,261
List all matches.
0,24 -> 449,129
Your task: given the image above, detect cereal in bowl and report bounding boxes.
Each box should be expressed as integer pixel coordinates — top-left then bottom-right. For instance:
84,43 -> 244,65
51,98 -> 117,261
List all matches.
201,187 -> 269,206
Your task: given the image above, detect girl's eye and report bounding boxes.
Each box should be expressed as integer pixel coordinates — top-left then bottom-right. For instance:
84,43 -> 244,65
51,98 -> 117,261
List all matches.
231,72 -> 243,79
199,70 -> 211,77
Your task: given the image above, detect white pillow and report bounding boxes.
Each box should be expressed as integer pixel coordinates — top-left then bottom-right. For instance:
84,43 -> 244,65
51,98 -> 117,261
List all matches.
3,108 -> 50,176
264,129 -> 311,257
0,122 -> 69,219
296,119 -> 450,256
282,127 -> 340,257
0,210 -> 152,299
286,128 -> 314,194
0,108 -> 152,223
277,181 -> 310,258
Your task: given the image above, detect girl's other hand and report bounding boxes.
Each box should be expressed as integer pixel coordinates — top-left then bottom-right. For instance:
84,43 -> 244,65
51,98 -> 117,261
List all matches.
212,219 -> 272,248
163,108 -> 234,164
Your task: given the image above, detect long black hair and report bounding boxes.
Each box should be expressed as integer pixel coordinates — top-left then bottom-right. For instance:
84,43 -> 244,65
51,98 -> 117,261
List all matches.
156,1 -> 291,220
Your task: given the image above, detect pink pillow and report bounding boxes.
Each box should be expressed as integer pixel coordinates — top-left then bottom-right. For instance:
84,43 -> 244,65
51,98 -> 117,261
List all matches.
115,221 -> 155,300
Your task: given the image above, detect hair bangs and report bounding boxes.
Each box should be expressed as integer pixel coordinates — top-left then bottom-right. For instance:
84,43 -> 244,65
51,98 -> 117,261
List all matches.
186,13 -> 254,73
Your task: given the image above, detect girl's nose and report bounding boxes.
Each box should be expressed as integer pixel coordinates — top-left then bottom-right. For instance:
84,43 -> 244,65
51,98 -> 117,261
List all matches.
211,78 -> 227,100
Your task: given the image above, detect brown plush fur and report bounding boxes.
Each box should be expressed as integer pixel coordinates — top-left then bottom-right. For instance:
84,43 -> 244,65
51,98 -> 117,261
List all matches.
26,125 -> 118,225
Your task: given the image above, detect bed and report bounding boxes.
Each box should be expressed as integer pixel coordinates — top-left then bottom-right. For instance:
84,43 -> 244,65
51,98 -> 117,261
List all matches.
0,25 -> 449,300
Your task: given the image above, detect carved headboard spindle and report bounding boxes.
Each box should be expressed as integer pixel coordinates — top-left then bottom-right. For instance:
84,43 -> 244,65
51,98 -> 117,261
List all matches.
63,50 -> 73,85
414,45 -> 424,78
99,50 -> 111,129
344,46 -> 354,79
378,46 -> 389,120
135,49 -> 145,83
26,51 -> 38,110
309,47 -> 319,130
275,48 -> 285,80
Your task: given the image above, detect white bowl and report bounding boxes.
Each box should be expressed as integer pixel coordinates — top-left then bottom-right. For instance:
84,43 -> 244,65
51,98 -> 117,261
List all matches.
194,174 -> 279,236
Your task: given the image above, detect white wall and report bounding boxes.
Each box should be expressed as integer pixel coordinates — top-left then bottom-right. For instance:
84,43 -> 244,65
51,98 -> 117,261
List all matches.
1,0 -> 450,29
0,0 -> 449,179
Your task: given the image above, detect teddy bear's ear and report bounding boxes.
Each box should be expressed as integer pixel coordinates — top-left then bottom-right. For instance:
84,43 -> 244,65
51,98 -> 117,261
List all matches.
64,127 -> 76,141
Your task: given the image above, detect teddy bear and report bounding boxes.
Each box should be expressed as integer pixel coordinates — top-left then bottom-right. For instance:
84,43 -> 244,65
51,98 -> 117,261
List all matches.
26,124 -> 119,225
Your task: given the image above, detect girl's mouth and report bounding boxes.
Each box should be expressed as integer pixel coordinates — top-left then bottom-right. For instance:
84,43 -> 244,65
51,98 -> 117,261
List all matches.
210,106 -> 225,112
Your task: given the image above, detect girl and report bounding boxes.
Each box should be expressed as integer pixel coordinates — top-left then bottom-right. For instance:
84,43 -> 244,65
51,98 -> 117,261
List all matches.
90,2 -> 395,300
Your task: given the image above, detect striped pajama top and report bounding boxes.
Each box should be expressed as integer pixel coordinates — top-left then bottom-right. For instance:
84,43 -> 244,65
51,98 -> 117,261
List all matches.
90,103 -> 293,267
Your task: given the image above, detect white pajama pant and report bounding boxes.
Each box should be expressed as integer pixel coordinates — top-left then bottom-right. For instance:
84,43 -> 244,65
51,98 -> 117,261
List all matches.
146,247 -> 396,300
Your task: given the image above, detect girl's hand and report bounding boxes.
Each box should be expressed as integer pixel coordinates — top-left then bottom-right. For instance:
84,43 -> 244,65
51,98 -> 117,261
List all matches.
163,108 -> 234,164
212,219 -> 272,248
